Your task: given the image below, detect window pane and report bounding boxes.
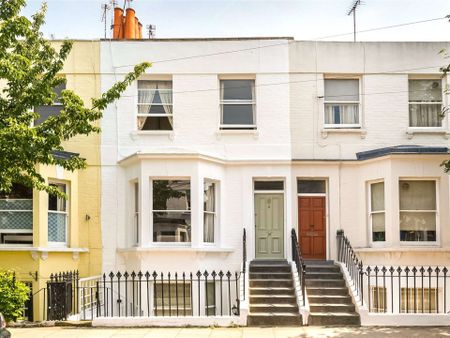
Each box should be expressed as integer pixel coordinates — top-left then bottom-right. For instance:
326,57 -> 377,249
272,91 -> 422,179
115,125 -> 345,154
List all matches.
401,288 -> 436,313
371,182 -> 384,212
399,181 -> 435,210
409,104 -> 442,127
205,281 -> 216,315
324,79 -> 359,102
221,80 -> 254,100
153,211 -> 191,242
48,213 -> 66,242
400,212 -> 436,241
153,180 -> 191,211
49,184 -> 66,212
297,180 -> 325,194
154,283 -> 192,316
203,213 -> 214,243
221,104 -> 254,125
0,184 -> 33,232
34,105 -> 64,125
204,181 -> 215,212
137,116 -> 173,130
255,181 -> 284,191
409,80 -> 442,102
370,287 -> 387,312
324,104 -> 359,125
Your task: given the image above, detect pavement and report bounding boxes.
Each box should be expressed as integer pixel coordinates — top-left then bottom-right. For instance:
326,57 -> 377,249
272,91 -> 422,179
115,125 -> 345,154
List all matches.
7,326 -> 450,338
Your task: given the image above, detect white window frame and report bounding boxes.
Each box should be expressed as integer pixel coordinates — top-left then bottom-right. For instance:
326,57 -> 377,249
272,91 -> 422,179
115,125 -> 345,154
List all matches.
398,178 -> 439,246
136,80 -> 173,131
150,177 -> 192,246
323,77 -> 362,129
368,180 -> 386,245
203,179 -> 218,245
47,181 -> 69,247
219,79 -> 256,130
131,180 -> 139,247
408,78 -> 444,129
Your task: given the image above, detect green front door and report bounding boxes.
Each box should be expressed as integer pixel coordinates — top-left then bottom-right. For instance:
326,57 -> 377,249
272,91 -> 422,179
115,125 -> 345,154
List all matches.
255,193 -> 284,259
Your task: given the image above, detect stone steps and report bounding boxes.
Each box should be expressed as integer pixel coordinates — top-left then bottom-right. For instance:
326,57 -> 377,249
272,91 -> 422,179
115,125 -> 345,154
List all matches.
305,261 -> 360,326
247,259 -> 302,326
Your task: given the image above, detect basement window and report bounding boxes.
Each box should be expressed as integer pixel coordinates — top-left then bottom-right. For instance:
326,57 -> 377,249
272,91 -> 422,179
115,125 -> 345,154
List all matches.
137,81 -> 173,131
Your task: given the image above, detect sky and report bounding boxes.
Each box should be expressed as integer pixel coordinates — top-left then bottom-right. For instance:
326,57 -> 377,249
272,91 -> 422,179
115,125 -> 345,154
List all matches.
22,0 -> 450,41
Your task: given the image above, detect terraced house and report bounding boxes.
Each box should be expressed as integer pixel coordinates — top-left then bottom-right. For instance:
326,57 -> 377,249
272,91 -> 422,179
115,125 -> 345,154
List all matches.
96,9 -> 450,326
0,41 -> 103,322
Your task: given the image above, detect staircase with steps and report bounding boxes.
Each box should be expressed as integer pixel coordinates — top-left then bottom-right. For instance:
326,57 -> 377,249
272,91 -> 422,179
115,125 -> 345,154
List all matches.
247,259 -> 302,326
305,260 -> 360,326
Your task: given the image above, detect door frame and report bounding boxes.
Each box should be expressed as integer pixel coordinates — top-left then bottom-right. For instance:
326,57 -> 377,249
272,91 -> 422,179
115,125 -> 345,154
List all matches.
253,179 -> 286,260
296,178 -> 329,260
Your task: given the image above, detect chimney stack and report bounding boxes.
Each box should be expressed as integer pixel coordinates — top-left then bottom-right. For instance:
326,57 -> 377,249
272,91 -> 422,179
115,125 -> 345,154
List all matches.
112,3 -> 143,40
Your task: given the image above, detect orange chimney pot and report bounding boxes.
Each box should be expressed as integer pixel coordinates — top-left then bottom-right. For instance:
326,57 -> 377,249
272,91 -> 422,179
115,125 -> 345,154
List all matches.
124,8 -> 136,39
134,17 -> 139,39
113,7 -> 124,39
138,22 -> 143,39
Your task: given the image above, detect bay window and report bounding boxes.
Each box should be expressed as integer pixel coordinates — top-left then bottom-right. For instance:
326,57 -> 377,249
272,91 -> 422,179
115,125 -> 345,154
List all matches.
324,79 -> 360,128
152,180 -> 191,243
48,183 -> 68,245
409,79 -> 443,127
0,184 -> 33,245
203,180 -> 216,243
399,180 -> 436,242
220,80 -> 256,129
370,182 -> 385,242
137,80 -> 173,131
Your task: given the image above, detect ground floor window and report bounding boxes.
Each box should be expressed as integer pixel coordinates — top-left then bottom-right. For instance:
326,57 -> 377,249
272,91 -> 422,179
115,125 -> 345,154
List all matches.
0,183 -> 33,244
48,183 -> 68,244
401,287 -> 437,313
152,180 -> 191,243
203,180 -> 216,243
399,180 -> 436,242
370,182 -> 385,242
154,282 -> 192,316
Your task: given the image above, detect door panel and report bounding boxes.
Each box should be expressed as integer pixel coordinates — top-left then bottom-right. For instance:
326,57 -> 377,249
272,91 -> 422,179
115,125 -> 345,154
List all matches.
298,196 -> 326,260
255,194 -> 284,259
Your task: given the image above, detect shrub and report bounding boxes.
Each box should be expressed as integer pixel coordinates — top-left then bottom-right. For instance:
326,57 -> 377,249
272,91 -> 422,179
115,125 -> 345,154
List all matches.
0,271 -> 30,322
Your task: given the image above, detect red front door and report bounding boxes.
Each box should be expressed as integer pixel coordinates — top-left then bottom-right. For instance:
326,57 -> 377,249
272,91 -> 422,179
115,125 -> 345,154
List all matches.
298,196 -> 326,260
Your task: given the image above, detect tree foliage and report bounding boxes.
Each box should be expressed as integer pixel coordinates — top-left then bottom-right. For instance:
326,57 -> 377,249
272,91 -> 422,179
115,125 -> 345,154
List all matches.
440,49 -> 450,172
0,0 -> 150,196
0,270 -> 30,322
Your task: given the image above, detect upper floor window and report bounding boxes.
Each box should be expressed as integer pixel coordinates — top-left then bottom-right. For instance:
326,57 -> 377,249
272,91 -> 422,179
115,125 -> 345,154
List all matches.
399,180 -> 436,242
220,80 -> 256,129
0,184 -> 33,245
152,180 -> 191,243
137,81 -> 173,131
48,183 -> 68,245
408,79 -> 443,127
324,79 -> 360,128
369,182 -> 385,242
34,82 -> 65,125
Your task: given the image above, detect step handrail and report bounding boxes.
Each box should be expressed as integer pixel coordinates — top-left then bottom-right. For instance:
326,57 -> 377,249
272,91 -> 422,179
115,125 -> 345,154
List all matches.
291,228 -> 306,306
336,229 -> 364,306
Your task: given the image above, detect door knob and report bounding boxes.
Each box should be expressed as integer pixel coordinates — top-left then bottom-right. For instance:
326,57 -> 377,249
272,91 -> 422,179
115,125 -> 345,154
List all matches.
310,224 -> 314,228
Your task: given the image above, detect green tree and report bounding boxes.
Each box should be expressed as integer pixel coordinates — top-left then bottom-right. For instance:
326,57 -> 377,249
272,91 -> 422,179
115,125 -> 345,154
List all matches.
0,0 -> 150,196
0,271 -> 30,322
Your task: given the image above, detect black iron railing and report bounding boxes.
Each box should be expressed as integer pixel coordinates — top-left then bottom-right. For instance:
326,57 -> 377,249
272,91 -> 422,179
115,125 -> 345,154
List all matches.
242,227 -> 247,301
336,230 -> 364,305
77,270 -> 241,319
291,228 -> 306,306
366,265 -> 450,314
47,270 -> 79,320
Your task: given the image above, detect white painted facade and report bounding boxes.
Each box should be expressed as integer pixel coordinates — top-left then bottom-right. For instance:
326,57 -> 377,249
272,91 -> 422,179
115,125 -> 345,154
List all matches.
100,39 -> 450,323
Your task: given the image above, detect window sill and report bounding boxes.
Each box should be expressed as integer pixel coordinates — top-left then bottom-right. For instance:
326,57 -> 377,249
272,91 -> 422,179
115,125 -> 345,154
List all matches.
130,130 -> 174,140
406,128 -> 450,139
216,129 -> 259,139
321,128 -> 367,139
0,246 -> 89,253
117,246 -> 234,254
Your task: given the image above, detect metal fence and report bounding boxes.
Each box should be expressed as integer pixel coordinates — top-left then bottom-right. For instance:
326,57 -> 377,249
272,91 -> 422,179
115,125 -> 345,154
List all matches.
336,230 -> 450,314
79,270 -> 241,320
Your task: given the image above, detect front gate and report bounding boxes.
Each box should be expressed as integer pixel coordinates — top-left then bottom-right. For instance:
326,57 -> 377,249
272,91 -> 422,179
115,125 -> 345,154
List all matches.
47,273 -> 75,320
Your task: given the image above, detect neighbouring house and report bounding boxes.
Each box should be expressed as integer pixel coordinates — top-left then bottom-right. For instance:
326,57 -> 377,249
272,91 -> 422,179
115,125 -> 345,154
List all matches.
0,41 -> 103,321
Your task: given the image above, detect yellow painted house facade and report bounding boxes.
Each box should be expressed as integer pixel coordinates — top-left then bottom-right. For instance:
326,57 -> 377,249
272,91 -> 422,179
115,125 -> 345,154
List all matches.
0,41 -> 102,321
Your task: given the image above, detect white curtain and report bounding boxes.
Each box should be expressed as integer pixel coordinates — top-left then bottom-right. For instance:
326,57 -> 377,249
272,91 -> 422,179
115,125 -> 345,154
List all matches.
409,104 -> 442,127
203,182 -> 215,243
325,104 -> 359,125
158,81 -> 173,128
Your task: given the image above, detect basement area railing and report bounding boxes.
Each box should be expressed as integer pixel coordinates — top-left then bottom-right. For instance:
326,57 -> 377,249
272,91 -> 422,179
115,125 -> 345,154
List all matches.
291,228 -> 306,306
242,227 -> 247,301
78,270 -> 241,320
337,230 -> 450,314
